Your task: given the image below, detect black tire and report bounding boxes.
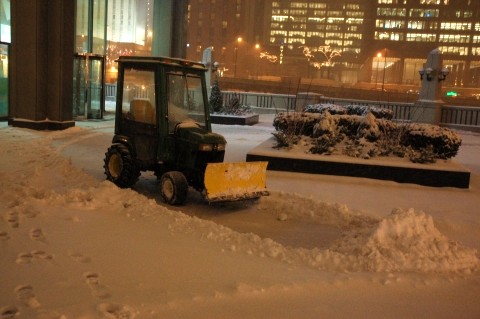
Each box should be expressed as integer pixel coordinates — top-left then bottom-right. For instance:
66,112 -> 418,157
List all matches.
104,144 -> 140,188
160,171 -> 188,205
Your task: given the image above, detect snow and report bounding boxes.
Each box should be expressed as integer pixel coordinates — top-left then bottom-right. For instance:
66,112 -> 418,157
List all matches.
1,115 -> 480,318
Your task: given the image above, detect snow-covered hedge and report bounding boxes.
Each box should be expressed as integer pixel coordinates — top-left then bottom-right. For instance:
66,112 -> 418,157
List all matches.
304,103 -> 394,120
272,111 -> 462,163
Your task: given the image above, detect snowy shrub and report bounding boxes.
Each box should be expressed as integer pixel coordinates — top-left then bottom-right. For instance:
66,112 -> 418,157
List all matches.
313,113 -> 382,142
344,105 -> 394,120
304,103 -> 393,120
402,123 -> 462,160
209,76 -> 223,113
273,111 -> 462,162
225,95 -> 240,113
273,112 -> 322,137
304,103 -> 347,115
272,131 -> 301,148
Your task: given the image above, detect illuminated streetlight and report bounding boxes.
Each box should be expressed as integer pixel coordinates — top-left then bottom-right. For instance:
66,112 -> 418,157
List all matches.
254,44 -> 260,79
381,48 -> 387,92
234,37 -> 243,78
375,53 -> 381,90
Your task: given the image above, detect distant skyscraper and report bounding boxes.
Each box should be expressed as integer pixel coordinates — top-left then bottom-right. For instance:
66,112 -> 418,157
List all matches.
187,0 -> 480,86
108,0 -> 153,46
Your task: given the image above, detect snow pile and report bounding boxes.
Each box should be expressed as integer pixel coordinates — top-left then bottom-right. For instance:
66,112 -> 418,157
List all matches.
168,193 -> 479,274
331,208 -> 479,273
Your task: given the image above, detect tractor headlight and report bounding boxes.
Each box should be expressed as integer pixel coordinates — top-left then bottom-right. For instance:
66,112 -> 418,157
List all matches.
198,144 -> 213,151
198,143 -> 226,152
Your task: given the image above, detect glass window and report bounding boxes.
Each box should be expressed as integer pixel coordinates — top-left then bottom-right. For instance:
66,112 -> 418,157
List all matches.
0,43 -> 8,118
106,1 -> 155,82
122,68 -> 156,125
92,0 -> 107,55
76,0 -> 89,52
0,0 -> 11,43
406,33 -> 436,42
167,73 -> 206,133
75,0 -> 106,54
0,0 -> 10,118
439,46 -> 468,55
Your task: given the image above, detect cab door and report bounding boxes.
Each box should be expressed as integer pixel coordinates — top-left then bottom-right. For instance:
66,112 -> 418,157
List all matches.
118,64 -> 158,165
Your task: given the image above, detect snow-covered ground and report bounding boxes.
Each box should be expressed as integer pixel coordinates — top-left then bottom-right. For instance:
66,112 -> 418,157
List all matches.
1,114 -> 479,319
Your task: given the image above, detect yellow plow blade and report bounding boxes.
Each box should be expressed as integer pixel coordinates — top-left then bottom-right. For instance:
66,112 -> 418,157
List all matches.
204,161 -> 269,202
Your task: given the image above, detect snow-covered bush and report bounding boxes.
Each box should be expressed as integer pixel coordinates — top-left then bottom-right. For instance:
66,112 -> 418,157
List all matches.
209,76 -> 223,113
402,123 -> 462,160
304,103 -> 393,120
273,111 -> 462,163
273,112 -> 322,137
344,104 -> 394,120
304,103 -> 347,115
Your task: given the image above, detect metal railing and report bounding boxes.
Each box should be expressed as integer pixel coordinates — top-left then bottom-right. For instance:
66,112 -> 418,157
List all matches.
222,91 -> 297,111
441,105 -> 480,131
104,84 -> 480,131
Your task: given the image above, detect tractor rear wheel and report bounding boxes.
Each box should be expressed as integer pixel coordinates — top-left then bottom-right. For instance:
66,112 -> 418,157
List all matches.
160,171 -> 188,205
104,144 -> 140,188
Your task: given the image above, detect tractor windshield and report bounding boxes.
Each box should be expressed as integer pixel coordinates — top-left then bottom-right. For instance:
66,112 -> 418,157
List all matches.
167,72 -> 207,133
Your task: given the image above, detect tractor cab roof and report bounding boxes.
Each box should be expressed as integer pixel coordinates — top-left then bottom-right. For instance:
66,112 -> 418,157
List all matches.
116,56 -> 207,71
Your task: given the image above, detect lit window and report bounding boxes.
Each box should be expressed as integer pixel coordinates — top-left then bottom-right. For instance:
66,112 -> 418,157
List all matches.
406,33 -> 436,42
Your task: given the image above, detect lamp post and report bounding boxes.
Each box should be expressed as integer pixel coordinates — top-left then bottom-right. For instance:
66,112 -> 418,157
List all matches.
381,48 -> 387,91
255,43 -> 260,79
375,53 -> 381,90
234,37 -> 242,78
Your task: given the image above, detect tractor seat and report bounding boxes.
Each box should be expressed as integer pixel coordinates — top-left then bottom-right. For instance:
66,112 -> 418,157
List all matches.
130,99 -> 155,124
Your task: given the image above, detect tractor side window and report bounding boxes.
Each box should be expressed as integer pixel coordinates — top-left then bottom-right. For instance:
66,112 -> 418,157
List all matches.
167,73 -> 206,133
122,69 -> 156,125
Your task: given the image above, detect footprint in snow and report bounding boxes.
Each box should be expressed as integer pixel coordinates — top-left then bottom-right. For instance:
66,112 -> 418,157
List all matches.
84,272 -> 112,299
68,252 -> 91,263
20,207 -> 39,219
5,211 -> 19,228
97,303 -> 136,319
16,250 -> 54,264
16,252 -> 34,264
29,228 -> 47,242
14,285 -> 41,308
31,250 -> 54,261
0,231 -> 10,241
0,306 -> 19,319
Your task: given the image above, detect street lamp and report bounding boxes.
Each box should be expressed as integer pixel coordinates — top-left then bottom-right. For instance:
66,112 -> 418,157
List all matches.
255,43 -> 260,79
381,48 -> 387,91
234,37 -> 242,78
375,53 -> 381,90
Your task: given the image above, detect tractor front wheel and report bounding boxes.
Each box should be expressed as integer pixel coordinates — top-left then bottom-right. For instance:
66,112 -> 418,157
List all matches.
160,171 -> 188,205
104,144 -> 140,188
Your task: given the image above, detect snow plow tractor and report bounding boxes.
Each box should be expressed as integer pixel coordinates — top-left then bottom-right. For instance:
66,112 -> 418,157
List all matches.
103,56 -> 268,205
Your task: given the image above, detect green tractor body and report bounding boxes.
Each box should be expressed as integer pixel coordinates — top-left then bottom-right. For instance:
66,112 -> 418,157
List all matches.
104,56 -> 267,204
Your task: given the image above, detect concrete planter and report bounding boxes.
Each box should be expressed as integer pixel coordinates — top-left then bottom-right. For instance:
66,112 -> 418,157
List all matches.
210,113 -> 259,125
247,137 -> 470,189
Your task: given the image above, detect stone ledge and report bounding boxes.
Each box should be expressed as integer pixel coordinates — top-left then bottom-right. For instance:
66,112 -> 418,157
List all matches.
246,137 -> 471,189
210,113 -> 259,125
8,118 -> 75,131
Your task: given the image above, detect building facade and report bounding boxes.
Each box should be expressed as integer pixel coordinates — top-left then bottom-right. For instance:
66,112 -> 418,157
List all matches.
6,0 -> 187,128
186,0 -> 480,88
